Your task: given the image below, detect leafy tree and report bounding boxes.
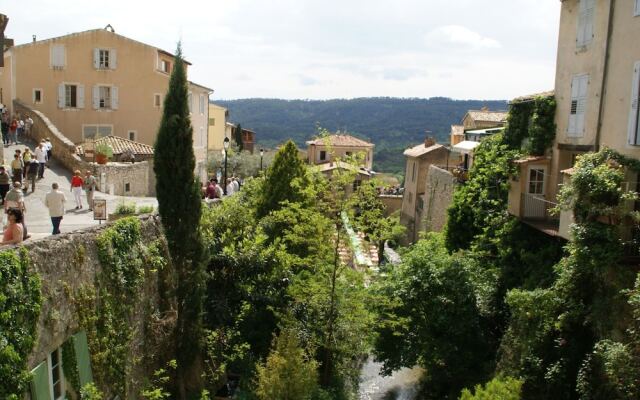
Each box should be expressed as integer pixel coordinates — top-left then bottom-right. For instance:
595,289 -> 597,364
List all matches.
254,330 -> 319,400
153,43 -> 204,398
459,376 -> 522,400
256,140 -> 309,218
373,233 -> 491,399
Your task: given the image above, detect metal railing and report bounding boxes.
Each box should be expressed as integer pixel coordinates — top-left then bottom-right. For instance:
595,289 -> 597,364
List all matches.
521,193 -> 558,220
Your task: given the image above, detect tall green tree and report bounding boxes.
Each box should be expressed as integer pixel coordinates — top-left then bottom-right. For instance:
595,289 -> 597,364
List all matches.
153,43 -> 204,398
256,140 -> 309,218
234,123 -> 244,151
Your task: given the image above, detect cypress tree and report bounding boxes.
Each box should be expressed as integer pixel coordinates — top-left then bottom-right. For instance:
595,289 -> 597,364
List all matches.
153,43 -> 204,398
234,123 -> 244,151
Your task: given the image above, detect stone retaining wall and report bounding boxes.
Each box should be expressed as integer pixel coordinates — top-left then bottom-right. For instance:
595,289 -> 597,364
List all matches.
379,195 -> 403,217
421,165 -> 458,233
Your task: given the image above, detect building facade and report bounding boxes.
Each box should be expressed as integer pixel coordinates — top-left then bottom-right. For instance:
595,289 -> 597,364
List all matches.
306,134 -> 375,170
507,0 -> 640,239
0,28 -> 211,180
208,103 -> 228,151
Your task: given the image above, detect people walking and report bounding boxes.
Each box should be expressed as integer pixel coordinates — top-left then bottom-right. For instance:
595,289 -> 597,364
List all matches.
25,160 -> 39,193
34,141 -> 47,179
9,117 -> 17,145
44,137 -> 53,165
0,115 -> 8,146
70,170 -> 84,209
5,181 -> 26,214
45,183 -> 66,235
25,115 -> 33,135
232,177 -> 240,193
83,170 -> 97,210
226,178 -> 235,196
22,148 -> 32,179
10,153 -> 23,184
0,167 -> 10,204
16,118 -> 24,144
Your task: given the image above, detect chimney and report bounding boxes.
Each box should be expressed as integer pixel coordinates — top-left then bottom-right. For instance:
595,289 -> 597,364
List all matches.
424,136 -> 436,148
32,35 -> 36,43
481,106 -> 489,112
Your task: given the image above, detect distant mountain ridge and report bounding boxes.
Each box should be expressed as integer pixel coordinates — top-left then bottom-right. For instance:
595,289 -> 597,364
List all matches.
214,97 -> 508,176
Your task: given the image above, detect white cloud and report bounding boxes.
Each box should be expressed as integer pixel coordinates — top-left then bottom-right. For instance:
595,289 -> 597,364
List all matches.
425,25 -> 502,50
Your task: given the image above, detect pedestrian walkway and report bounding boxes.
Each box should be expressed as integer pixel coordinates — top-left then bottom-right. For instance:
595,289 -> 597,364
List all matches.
2,140 -> 157,240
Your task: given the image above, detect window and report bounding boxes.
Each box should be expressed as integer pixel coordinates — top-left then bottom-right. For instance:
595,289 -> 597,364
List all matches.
93,48 -> 117,69
154,94 -> 162,108
51,44 -> 65,69
568,74 -> 589,137
160,59 -> 171,73
628,61 -> 640,145
346,151 -> 353,157
528,168 -> 545,195
49,348 -> 64,400
199,94 -> 205,115
412,161 -> 416,182
635,0 -> 640,17
82,124 -> 113,140
209,117 -> 215,126
577,0 -> 595,47
352,179 -> 362,192
33,89 -> 42,103
93,85 -> 118,110
319,150 -> 327,161
65,85 -> 77,108
128,130 -> 137,141
99,86 -> 111,108
125,183 -> 130,193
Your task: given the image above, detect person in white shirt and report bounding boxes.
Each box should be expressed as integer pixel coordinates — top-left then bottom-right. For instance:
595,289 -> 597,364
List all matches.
45,182 -> 66,235
34,142 -> 47,179
232,177 -> 240,193
25,116 -> 33,134
44,137 -> 53,164
226,178 -> 235,196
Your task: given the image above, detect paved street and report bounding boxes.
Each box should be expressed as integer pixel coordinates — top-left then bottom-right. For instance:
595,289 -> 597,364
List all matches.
3,140 -> 157,240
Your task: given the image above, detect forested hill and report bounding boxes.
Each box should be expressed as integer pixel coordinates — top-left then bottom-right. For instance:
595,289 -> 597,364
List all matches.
215,97 -> 508,177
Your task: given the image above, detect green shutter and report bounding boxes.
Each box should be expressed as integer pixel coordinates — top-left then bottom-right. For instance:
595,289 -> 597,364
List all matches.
73,331 -> 94,386
30,361 -> 51,400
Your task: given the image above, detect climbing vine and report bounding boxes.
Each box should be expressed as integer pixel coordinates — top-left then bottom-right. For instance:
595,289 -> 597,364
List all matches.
0,248 -> 42,399
503,95 -> 556,156
62,338 -> 81,393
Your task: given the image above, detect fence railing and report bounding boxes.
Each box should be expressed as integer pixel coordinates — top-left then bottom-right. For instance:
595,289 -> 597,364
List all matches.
521,193 -> 558,220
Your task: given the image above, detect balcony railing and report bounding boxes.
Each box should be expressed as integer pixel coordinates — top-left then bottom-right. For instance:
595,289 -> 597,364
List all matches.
520,193 -> 560,236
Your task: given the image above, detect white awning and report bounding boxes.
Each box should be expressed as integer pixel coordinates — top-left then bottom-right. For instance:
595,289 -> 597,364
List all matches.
452,140 -> 481,155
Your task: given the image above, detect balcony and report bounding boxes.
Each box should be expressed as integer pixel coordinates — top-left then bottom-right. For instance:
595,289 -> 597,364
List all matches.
518,193 -> 560,236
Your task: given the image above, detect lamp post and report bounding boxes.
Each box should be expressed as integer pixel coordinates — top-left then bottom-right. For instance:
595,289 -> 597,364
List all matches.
223,137 -> 230,195
260,148 -> 264,172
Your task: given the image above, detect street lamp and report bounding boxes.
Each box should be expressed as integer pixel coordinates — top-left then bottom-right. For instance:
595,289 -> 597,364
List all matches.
223,137 -> 230,195
260,148 -> 264,172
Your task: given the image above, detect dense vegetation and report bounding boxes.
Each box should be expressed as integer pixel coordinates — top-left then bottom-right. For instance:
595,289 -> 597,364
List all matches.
215,97 -> 507,176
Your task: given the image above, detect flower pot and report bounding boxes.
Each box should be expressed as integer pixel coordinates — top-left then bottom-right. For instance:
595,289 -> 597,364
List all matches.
96,153 -> 108,164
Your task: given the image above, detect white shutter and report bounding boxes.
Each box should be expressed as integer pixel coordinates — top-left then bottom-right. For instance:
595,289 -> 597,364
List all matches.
576,75 -> 588,135
635,0 -> 640,17
111,86 -> 119,110
577,0 -> 595,47
93,48 -> 100,69
110,49 -> 117,69
568,77 -> 580,135
51,45 -> 65,68
628,61 -> 640,145
92,86 -> 99,109
78,84 -> 85,109
58,83 -> 65,108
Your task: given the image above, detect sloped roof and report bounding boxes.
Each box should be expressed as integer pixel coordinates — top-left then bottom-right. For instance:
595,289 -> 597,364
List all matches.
403,143 -> 446,158
316,161 -> 372,176
306,134 -> 374,148
451,125 -> 465,136
77,135 -> 154,157
512,156 -> 550,165
466,110 -> 508,123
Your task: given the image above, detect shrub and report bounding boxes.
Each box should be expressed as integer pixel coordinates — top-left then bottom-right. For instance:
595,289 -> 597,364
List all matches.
114,202 -> 136,215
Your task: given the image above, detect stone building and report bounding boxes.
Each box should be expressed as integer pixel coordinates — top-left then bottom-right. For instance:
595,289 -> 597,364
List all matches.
306,133 -> 375,170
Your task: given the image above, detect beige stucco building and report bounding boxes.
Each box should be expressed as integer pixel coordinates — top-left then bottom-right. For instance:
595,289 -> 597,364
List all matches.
400,138 -> 451,243
306,134 -> 374,170
0,28 -> 212,180
507,0 -> 640,239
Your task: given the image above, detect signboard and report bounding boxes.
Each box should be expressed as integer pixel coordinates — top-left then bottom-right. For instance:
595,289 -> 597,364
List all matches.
93,199 -> 107,221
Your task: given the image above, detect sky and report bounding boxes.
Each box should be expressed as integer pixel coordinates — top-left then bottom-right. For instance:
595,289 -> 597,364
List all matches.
4,0 -> 561,100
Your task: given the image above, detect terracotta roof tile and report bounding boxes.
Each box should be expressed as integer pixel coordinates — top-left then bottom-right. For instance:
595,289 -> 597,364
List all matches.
466,110 -> 508,123
307,134 -> 374,148
403,143 -> 446,158
77,135 -> 154,157
512,156 -> 550,165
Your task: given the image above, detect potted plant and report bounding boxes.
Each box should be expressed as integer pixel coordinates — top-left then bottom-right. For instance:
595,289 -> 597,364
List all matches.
95,143 -> 114,164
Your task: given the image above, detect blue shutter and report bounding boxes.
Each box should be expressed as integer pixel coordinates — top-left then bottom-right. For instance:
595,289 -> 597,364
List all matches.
30,361 -> 51,400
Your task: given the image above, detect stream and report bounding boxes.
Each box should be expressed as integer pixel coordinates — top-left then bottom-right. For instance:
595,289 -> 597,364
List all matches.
358,357 -> 423,400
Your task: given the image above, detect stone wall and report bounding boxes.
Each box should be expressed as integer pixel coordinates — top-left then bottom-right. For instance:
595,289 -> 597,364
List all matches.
421,165 -> 458,233
379,195 -> 402,217
18,215 -> 171,398
94,161 -> 154,197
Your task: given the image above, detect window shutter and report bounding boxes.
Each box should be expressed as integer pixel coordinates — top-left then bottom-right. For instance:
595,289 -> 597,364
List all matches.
111,86 -> 119,109
77,84 -> 85,109
576,75 -> 588,135
628,61 -> 640,145
30,361 -> 51,400
636,0 -> 640,17
92,86 -> 99,109
73,331 -> 94,386
58,83 -> 65,108
577,0 -> 595,47
110,49 -> 117,69
93,48 -> 100,69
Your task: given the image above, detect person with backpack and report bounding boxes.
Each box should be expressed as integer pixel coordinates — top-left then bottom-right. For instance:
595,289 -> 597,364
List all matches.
83,170 -> 98,211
